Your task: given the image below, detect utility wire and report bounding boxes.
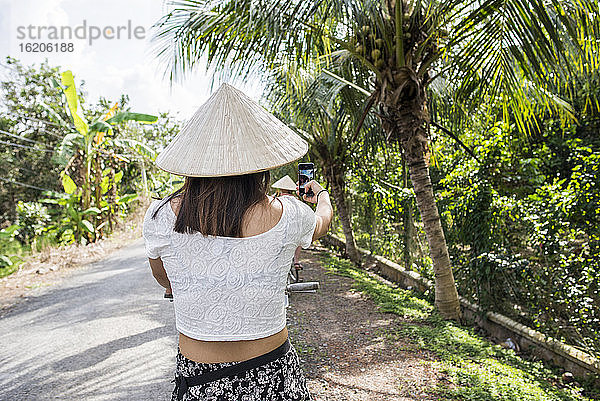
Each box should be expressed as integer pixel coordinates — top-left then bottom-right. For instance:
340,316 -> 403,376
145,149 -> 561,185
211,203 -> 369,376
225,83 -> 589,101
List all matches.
0,177 -> 54,191
3,112 -> 64,129
12,124 -> 65,140
0,129 -> 54,148
0,139 -> 54,153
0,165 -> 38,175
3,114 -> 67,139
3,123 -> 66,140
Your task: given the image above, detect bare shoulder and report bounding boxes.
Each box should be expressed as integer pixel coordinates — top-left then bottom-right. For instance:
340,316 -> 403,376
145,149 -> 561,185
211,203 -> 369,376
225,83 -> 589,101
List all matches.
242,196 -> 283,237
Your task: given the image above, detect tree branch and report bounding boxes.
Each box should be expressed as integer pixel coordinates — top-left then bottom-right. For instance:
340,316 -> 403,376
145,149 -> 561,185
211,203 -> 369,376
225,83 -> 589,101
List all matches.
430,121 -> 480,163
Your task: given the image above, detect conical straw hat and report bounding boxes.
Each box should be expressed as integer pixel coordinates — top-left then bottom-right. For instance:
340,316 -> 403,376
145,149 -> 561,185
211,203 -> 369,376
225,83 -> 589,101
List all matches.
156,83 -> 308,176
272,175 -> 297,191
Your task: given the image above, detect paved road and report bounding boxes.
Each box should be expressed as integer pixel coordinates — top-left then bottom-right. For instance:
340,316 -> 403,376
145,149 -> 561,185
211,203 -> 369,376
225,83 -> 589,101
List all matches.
0,239 -> 177,401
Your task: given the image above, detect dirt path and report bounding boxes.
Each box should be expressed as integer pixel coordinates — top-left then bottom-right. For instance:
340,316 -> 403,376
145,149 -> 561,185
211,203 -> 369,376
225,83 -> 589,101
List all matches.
288,247 -> 443,401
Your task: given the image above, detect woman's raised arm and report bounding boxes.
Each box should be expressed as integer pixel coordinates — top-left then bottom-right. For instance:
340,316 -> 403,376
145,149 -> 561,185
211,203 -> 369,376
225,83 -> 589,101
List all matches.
300,180 -> 333,241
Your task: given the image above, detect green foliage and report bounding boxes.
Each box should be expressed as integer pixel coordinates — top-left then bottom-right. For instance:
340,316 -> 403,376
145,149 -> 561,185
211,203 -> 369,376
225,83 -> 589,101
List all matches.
0,225 -> 22,277
60,70 -> 89,136
0,59 -> 181,275
14,201 -> 50,244
0,224 -> 19,240
40,175 -> 99,244
37,170 -> 139,245
105,111 -> 158,125
56,70 -> 157,216
322,254 -> 597,400
347,148 -> 433,279
153,0 -> 599,331
434,102 -> 600,357
0,57 -> 67,221
61,174 -> 77,195
519,145 -> 600,354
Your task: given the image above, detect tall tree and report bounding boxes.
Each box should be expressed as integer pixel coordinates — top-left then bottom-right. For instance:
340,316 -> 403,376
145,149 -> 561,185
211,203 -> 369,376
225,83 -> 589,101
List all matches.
152,0 -> 597,319
0,57 -> 68,220
266,66 -> 378,262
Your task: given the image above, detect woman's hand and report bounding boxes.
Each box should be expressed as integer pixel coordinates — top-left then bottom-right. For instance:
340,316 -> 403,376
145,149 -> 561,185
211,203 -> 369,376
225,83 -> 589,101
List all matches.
297,180 -> 324,204
296,180 -> 332,241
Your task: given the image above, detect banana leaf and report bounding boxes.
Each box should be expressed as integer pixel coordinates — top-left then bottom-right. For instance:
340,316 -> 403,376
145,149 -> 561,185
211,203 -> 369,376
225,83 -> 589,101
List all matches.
60,71 -> 89,135
114,138 -> 156,156
106,111 -> 158,125
0,255 -> 13,266
0,225 -> 19,239
117,193 -> 138,204
54,130 -> 85,166
61,174 -> 77,195
81,220 -> 95,233
89,120 -> 113,133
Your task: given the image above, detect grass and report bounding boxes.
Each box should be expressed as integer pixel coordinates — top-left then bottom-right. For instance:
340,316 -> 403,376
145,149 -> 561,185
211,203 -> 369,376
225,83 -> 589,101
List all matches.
0,240 -> 26,278
321,253 -> 598,401
0,263 -> 19,279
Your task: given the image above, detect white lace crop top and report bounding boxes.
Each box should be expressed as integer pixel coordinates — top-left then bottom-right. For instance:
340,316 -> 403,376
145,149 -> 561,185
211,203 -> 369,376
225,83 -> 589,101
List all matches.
142,195 -> 317,341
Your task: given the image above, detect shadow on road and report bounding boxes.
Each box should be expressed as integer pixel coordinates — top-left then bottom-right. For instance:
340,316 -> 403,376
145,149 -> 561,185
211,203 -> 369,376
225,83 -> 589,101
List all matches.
52,325 -> 173,372
0,241 -> 177,400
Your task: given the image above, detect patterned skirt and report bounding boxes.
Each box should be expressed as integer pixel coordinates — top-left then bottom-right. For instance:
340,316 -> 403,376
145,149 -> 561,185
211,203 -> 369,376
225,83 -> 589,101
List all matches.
171,338 -> 313,401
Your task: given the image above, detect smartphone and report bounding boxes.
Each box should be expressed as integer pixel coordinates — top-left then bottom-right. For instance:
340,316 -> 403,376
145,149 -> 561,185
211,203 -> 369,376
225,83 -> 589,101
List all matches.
298,162 -> 314,196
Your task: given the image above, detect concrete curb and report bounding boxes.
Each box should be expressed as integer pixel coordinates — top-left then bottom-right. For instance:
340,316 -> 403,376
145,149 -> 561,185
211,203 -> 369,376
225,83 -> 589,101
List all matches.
321,234 -> 600,380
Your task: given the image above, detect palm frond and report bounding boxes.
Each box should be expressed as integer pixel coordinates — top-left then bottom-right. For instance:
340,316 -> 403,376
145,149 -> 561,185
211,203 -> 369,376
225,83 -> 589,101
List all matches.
439,0 -> 597,133
152,0 -> 353,82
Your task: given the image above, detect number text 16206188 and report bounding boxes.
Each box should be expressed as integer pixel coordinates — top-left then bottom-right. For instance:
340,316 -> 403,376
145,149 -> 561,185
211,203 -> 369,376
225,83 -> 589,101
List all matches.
19,43 -> 74,53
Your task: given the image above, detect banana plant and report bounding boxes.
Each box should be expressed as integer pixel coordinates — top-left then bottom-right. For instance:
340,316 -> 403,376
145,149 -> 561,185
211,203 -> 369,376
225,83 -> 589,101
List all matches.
56,70 -> 157,211
50,70 -> 157,241
41,173 -> 102,244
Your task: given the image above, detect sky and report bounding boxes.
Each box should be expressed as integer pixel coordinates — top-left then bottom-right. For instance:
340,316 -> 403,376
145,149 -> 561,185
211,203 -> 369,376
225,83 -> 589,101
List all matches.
0,0 -> 264,120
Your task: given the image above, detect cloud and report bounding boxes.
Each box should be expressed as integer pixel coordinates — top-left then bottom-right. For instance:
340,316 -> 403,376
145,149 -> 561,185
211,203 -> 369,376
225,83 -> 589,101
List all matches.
1,0 -> 264,119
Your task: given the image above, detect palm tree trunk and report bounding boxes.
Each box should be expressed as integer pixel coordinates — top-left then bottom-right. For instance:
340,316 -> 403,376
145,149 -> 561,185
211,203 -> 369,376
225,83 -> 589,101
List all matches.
326,166 -> 360,263
408,156 -> 460,319
379,69 -> 461,319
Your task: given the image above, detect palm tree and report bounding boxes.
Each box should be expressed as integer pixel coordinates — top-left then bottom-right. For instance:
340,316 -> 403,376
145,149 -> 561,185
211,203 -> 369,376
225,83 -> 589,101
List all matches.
266,65 -> 379,263
152,0 -> 597,319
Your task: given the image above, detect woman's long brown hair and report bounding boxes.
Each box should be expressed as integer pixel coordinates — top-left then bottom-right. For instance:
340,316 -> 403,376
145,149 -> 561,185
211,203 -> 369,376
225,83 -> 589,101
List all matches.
152,172 -> 270,237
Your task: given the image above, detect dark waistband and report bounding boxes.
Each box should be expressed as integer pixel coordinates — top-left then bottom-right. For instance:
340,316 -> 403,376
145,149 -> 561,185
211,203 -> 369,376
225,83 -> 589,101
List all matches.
175,338 -> 291,400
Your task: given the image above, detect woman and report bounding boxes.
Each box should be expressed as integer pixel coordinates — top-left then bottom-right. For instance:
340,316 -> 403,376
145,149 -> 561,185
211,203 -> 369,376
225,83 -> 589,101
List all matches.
143,84 -> 333,401
271,175 -> 297,198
